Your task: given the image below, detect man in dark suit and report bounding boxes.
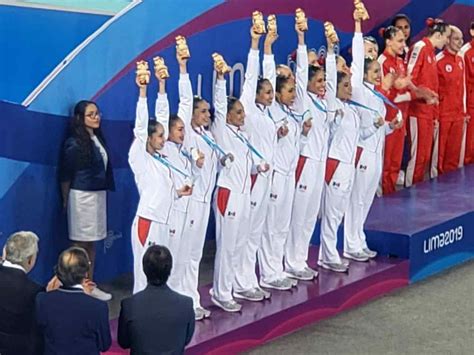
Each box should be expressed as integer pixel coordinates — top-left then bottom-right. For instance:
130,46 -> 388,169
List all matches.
36,246 -> 111,355
0,231 -> 43,355
118,245 -> 195,354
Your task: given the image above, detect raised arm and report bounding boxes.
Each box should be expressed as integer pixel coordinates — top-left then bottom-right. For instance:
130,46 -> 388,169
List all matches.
351,13 -> 365,87
325,40 -> 337,113
211,69 -> 228,137
133,80 -> 150,143
295,24 -> 308,112
177,54 -> 193,128
155,79 -> 170,140
263,33 -> 278,94
240,28 -> 261,112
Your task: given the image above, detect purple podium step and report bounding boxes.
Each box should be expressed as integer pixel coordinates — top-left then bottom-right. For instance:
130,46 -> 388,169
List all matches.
105,248 -> 408,354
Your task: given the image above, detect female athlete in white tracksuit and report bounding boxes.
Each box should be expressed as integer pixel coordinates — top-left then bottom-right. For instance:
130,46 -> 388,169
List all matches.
232,30 -> 277,301
285,26 -> 329,281
157,76 -> 197,292
173,54 -> 220,320
319,28 -> 382,273
129,75 -> 192,294
259,31 -> 312,290
344,20 -> 400,261
211,65 -> 254,312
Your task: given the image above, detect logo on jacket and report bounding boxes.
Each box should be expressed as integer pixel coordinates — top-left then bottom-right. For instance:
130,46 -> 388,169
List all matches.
250,201 -> 257,207
270,193 -> 278,200
227,211 -> 236,218
359,164 -> 368,171
332,181 -> 341,188
189,220 -> 195,227
169,229 -> 176,236
298,184 -> 307,191
148,241 -> 156,247
445,64 -> 452,73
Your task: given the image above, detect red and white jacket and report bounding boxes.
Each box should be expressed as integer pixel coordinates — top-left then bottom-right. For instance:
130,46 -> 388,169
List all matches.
436,49 -> 465,121
378,49 -> 411,127
459,39 -> 474,113
407,37 -> 439,119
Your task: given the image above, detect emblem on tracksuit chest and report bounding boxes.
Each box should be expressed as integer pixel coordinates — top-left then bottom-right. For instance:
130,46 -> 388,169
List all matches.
445,64 -> 452,73
250,201 -> 257,207
148,241 -> 156,247
332,181 -> 341,188
169,229 -> 177,236
359,164 -> 368,172
298,184 -> 307,191
270,193 -> 278,201
227,211 -> 236,218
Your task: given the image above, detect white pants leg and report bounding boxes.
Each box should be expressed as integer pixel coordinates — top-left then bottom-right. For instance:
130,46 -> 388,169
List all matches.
358,152 -> 383,250
319,162 -> 355,264
285,158 -> 325,272
234,173 -> 271,292
344,150 -> 377,253
167,209 -> 187,292
259,172 -> 295,283
131,216 -> 169,294
179,199 -> 211,309
213,188 -> 251,302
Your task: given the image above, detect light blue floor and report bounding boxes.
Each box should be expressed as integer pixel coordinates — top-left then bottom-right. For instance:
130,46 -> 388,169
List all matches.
21,0 -> 131,12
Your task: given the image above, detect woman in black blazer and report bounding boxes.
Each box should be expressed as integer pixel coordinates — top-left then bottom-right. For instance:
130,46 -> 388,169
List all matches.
59,100 -> 114,301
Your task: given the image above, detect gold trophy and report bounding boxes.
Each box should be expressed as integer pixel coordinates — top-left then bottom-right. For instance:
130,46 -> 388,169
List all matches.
295,8 -> 308,32
175,35 -> 191,59
212,53 -> 231,75
324,21 -> 339,44
267,14 -> 278,36
136,60 -> 150,85
354,0 -> 370,21
252,11 -> 266,34
153,56 -> 169,79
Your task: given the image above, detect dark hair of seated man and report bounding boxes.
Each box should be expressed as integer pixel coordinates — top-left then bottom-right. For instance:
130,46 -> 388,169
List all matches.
143,245 -> 172,286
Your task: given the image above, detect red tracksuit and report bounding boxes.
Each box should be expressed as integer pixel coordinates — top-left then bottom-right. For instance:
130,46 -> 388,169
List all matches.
459,39 -> 474,165
378,50 -> 410,194
405,37 -> 439,186
434,50 -> 465,174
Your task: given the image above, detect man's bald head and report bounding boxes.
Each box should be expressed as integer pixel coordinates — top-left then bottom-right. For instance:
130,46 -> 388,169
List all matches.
55,247 -> 90,287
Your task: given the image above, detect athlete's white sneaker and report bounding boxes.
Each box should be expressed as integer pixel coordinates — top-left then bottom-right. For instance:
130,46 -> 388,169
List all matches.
211,297 -> 242,312
343,251 -> 369,262
362,248 -> 377,259
317,260 -> 349,273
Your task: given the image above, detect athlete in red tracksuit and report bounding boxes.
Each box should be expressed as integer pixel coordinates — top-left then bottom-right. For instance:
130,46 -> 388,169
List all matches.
378,26 -> 411,194
459,23 -> 474,165
433,26 -> 465,175
405,19 -> 450,186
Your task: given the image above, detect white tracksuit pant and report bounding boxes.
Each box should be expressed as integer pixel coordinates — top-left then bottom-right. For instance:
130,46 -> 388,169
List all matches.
285,157 -> 326,272
234,173 -> 271,292
319,161 -> 355,264
213,188 -> 251,302
259,171 -> 295,283
178,199 -> 211,309
131,216 -> 169,294
344,149 -> 382,253
167,208 -> 187,292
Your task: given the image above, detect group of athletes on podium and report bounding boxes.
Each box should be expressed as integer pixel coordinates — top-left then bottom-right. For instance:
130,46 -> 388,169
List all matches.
127,2 -> 474,320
